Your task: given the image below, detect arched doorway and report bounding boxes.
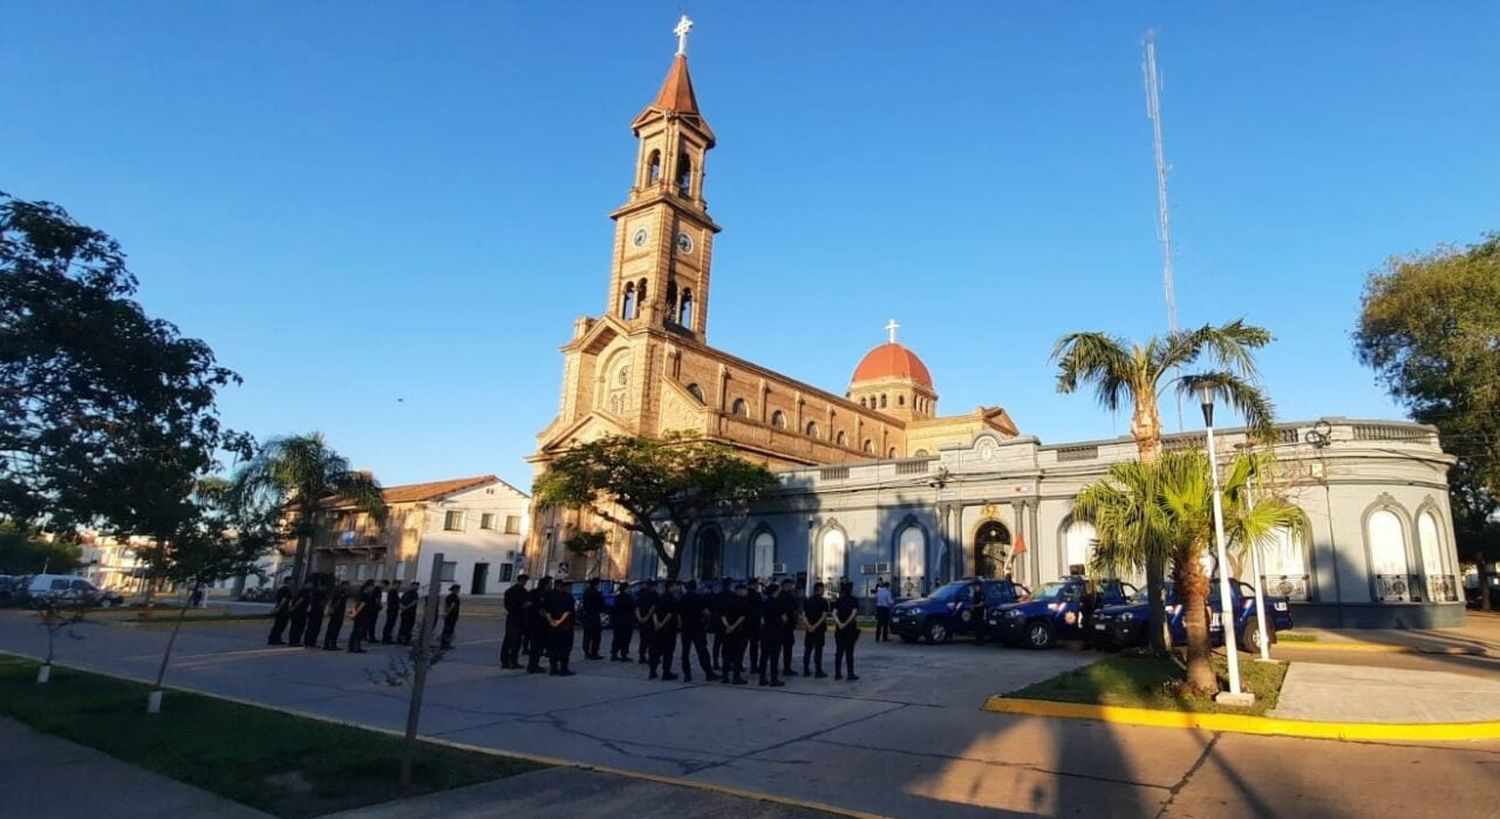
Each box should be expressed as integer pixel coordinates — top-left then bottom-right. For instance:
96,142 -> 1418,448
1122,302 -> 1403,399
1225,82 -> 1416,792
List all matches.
974,520 -> 1011,579
697,527 -> 723,580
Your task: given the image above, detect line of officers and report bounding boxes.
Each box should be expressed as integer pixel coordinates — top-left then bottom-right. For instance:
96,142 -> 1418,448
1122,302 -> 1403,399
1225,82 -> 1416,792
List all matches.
499,576 -> 863,686
266,578 -> 463,652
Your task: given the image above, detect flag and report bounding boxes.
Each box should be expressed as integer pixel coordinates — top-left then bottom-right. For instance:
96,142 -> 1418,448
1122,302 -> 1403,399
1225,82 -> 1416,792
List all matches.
1013,531 -> 1027,556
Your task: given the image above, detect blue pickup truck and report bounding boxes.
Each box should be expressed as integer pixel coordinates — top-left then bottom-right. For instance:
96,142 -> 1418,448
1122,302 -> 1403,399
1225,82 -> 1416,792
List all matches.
1092,579 -> 1293,652
891,578 -> 1026,644
986,576 -> 1137,649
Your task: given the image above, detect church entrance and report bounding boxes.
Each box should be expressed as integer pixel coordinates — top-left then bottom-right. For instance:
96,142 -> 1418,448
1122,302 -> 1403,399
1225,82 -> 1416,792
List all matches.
974,521 -> 1011,579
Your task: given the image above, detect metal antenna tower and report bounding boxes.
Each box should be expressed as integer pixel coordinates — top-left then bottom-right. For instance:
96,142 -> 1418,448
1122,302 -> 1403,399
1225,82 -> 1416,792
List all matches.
1144,30 -> 1184,430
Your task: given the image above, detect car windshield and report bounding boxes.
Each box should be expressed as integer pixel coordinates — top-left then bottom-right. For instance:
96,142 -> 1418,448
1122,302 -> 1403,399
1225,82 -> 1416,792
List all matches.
1131,583 -> 1174,604
927,583 -> 972,602
1031,582 -> 1070,602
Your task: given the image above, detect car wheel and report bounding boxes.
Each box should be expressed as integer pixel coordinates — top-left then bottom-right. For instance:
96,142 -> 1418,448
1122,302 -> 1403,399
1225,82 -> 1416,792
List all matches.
1025,620 -> 1055,650
925,619 -> 950,645
898,634 -> 917,644
1241,618 -> 1271,653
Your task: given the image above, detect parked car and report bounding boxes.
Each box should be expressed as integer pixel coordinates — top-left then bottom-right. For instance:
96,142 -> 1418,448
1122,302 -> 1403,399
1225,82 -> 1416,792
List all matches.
25,574 -> 125,608
890,578 -> 1027,644
988,576 -> 1137,649
1092,579 -> 1292,653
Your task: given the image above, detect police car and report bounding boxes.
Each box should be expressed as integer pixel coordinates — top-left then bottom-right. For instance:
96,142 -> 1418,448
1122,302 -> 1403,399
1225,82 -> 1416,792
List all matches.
569,579 -> 620,627
987,576 -> 1136,649
890,578 -> 1025,644
1092,579 -> 1293,652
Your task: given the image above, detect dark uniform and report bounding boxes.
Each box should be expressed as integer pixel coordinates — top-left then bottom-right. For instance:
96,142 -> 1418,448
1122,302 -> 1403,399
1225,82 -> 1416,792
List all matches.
833,585 -> 860,680
610,587 -> 635,661
720,589 -> 750,685
679,585 -> 716,682
286,586 -> 310,646
303,585 -> 326,648
744,584 -> 763,674
635,585 -> 659,664
440,586 -> 461,650
365,583 -> 383,643
397,584 -> 420,645
650,588 -> 679,680
348,582 -> 375,652
781,587 -> 799,676
267,583 -> 292,645
500,580 -> 528,668
526,582 -> 550,673
323,584 -> 349,650
758,590 -> 787,686
711,582 -> 733,670
381,583 -> 400,644
970,583 -> 989,646
802,590 -> 829,677
581,584 -> 605,660
544,585 -> 575,675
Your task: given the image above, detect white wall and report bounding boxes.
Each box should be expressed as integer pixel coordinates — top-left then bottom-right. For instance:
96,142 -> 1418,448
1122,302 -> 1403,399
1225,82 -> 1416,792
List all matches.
409,482 -> 529,596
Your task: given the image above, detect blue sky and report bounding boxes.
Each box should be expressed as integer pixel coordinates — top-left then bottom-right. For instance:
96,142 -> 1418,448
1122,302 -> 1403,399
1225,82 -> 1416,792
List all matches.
4,2 -> 1497,490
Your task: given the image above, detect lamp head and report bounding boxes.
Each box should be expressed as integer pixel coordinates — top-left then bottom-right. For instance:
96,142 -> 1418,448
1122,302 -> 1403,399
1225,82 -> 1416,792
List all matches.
1198,383 -> 1216,427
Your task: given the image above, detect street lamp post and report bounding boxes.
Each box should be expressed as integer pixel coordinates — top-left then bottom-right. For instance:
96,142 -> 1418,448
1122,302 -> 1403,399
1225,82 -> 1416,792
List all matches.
1200,385 -> 1253,706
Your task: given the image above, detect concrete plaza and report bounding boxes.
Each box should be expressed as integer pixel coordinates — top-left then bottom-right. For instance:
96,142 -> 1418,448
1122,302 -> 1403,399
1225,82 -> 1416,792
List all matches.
1,611 -> 1497,817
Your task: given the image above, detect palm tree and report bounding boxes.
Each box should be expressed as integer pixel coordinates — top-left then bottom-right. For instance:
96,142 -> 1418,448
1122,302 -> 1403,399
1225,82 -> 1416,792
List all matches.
1080,450 -> 1305,692
1051,319 -> 1275,654
231,433 -> 385,584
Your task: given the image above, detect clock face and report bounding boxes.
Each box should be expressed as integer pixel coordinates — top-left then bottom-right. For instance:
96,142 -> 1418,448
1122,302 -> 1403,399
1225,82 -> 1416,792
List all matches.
676,232 -> 694,254
631,227 -> 649,248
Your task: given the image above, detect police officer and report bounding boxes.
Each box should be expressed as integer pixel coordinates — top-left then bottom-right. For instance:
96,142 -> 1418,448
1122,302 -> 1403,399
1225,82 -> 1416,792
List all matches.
500,574 -> 529,669
610,582 -> 635,661
397,582 -> 420,645
365,580 -> 384,643
971,580 -> 989,646
323,581 -> 349,650
286,582 -> 311,647
711,577 -> 733,671
635,580 -> 659,664
680,580 -> 716,682
267,579 -> 292,645
744,579 -> 764,676
544,578 -> 575,676
780,579 -> 799,677
381,580 -> 400,644
650,580 -> 680,681
874,579 -> 894,642
758,581 -> 787,687
440,584 -> 461,650
719,583 -> 750,685
303,580 -> 326,649
348,580 -> 375,653
526,577 -> 552,674
802,581 -> 829,678
833,580 -> 860,681
581,578 -> 605,660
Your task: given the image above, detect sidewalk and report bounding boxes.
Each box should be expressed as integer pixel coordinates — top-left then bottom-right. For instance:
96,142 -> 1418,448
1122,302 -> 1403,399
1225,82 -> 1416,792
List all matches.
1270,661 -> 1500,723
1286,610 -> 1500,656
0,718 -> 269,819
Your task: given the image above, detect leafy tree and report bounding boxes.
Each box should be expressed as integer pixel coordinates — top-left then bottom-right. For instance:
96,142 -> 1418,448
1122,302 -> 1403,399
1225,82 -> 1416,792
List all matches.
563,530 -> 607,578
1051,320 -> 1275,653
534,434 -> 780,579
1354,235 -> 1500,609
0,521 -> 80,574
1079,451 -> 1304,692
0,192 -> 250,538
231,433 -> 385,583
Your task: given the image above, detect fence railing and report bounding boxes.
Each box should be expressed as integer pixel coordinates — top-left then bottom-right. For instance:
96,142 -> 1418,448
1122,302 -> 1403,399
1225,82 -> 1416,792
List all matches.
1261,574 -> 1311,602
1373,573 -> 1420,602
1427,574 -> 1460,603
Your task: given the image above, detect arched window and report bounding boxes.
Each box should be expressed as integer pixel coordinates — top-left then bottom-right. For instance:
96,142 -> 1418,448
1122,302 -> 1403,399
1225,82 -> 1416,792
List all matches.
820,527 -> 847,587
686,383 -> 705,402
899,525 -> 926,597
1367,508 -> 1411,601
752,529 -> 775,578
637,278 -> 648,315
805,421 -> 819,438
620,283 -> 636,320
887,447 -> 897,459
835,431 -> 847,446
862,439 -> 874,454
1062,519 -> 1097,576
1262,524 -> 1311,601
679,289 -> 694,328
731,398 -> 748,417
676,149 -> 692,196
647,150 -> 662,184
860,397 -> 867,407
913,449 -> 929,457
898,395 -> 906,407
1416,509 -> 1454,601
666,280 -> 678,319
880,394 -> 888,409
696,527 -> 722,580
771,410 -> 787,429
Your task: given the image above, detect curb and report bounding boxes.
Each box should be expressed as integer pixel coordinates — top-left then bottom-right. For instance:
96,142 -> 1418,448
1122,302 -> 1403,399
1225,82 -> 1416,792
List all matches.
981,696 -> 1500,741
1275,642 -> 1490,656
1,652 -> 879,819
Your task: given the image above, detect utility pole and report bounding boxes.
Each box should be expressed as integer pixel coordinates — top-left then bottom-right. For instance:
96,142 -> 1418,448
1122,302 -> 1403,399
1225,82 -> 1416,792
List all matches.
1144,30 -> 1185,431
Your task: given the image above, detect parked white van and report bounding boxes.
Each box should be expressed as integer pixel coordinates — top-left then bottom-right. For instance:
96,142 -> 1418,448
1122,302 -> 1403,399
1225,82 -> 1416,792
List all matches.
26,574 -> 124,608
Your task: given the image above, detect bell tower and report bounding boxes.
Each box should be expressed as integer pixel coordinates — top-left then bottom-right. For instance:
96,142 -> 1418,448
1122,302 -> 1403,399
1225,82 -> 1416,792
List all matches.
607,15 -> 720,344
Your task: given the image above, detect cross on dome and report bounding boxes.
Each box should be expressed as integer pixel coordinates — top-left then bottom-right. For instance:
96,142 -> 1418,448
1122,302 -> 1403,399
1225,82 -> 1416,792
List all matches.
674,15 -> 694,56
886,318 -> 900,344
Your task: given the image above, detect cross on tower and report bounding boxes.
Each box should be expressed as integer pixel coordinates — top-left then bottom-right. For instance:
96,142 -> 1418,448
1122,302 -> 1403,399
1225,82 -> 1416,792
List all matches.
886,319 -> 900,344
674,15 -> 694,56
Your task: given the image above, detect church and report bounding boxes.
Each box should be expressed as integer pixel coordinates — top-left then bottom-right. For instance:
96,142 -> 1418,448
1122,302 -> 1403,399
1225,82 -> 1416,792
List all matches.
528,18 -> 1465,628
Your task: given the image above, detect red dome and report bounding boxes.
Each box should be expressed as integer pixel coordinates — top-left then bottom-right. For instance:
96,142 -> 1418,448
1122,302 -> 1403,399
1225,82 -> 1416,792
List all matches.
851,343 -> 933,388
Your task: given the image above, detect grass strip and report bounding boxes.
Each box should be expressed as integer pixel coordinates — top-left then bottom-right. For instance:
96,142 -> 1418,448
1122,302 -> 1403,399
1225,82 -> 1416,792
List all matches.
1005,653 -> 1288,716
0,655 -> 540,818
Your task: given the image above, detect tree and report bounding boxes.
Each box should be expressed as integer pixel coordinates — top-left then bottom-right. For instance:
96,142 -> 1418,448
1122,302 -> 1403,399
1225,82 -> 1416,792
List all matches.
0,521 -> 80,574
0,192 -> 250,537
1052,320 -> 1275,653
231,433 -> 385,583
1079,450 -> 1304,692
1354,235 -> 1500,610
563,530 -> 607,578
534,434 -> 781,579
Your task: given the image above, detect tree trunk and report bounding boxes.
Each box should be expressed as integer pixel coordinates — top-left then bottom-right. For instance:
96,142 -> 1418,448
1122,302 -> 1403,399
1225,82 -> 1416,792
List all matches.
1146,558 -> 1170,656
1134,397 -> 1168,654
149,599 -> 193,712
1132,393 -> 1162,466
1176,551 -> 1217,694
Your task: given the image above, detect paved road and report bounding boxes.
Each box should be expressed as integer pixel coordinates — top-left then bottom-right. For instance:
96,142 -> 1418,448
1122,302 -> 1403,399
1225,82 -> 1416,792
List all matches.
2,612 -> 1496,817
